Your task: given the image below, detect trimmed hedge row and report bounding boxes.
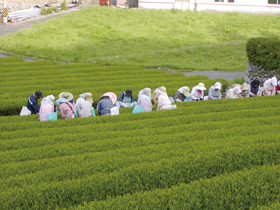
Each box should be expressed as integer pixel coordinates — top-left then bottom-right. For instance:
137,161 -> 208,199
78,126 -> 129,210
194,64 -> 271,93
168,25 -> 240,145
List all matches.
246,37 -> 280,73
72,165 -> 280,210
1,137 -> 279,209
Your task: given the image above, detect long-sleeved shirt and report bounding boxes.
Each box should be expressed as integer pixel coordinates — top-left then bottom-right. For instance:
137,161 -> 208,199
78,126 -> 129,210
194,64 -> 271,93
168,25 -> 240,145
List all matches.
118,92 -> 135,107
174,91 -> 185,102
190,87 -> 204,101
263,80 -> 276,96
59,102 -> 74,119
39,104 -> 54,121
76,98 -> 92,118
26,94 -> 39,114
248,84 -> 261,96
137,97 -> 152,112
97,97 -> 114,115
208,86 -> 222,100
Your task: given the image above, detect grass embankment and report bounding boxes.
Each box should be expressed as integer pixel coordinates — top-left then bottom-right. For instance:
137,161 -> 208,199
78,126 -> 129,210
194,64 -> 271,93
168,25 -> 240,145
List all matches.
0,7 -> 279,71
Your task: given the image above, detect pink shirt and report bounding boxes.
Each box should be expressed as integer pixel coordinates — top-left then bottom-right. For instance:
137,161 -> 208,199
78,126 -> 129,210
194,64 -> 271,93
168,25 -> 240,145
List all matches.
39,104 -> 54,121
137,97 -> 152,112
59,102 -> 74,119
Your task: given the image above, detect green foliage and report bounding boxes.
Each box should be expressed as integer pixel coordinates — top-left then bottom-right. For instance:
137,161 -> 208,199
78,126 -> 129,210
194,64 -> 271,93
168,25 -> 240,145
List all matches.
246,37 -> 280,73
41,6 -> 58,15
0,58 -> 226,116
73,165 -> 280,209
1,7 -> 280,70
60,1 -> 68,10
1,58 -> 280,210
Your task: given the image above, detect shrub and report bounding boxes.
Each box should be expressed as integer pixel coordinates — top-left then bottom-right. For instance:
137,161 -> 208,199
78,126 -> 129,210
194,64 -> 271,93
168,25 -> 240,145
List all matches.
41,6 -> 58,15
60,1 -> 68,10
246,37 -> 280,74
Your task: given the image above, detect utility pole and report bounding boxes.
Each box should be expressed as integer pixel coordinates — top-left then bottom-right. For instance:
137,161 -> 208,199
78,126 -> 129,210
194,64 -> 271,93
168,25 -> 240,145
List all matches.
2,0 -> 8,24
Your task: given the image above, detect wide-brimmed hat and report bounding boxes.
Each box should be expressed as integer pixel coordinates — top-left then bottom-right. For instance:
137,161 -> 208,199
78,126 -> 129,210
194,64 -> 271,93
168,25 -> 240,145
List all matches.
35,90 -> 44,98
183,87 -> 190,96
214,82 -> 222,90
102,92 -> 117,104
197,83 -> 206,91
159,86 -> 167,95
241,83 -> 248,91
59,92 -> 73,101
85,93 -> 93,104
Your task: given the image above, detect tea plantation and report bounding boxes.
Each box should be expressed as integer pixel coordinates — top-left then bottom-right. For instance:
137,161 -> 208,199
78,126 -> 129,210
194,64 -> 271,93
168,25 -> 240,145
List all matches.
0,57 -> 279,209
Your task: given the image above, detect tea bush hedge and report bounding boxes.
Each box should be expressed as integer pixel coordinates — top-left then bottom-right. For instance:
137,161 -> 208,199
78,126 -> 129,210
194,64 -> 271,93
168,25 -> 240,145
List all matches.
0,57 -> 279,209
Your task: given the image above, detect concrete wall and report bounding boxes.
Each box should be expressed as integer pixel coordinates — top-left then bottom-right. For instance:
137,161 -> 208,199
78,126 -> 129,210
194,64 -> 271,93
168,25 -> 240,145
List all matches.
139,0 -> 280,14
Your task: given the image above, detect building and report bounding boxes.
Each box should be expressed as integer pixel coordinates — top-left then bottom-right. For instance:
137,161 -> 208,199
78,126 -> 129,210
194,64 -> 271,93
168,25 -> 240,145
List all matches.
138,0 -> 280,14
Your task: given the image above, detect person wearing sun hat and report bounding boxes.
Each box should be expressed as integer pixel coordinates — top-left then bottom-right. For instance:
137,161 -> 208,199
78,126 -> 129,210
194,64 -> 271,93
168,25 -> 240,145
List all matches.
226,84 -> 242,99
118,89 -> 136,107
263,76 -> 278,96
207,82 -> 222,100
137,88 -> 153,112
174,86 -> 190,102
240,83 -> 250,98
97,95 -> 114,116
154,86 -> 172,111
55,98 -> 75,119
26,90 -> 44,114
39,95 -> 55,121
75,92 -> 94,118
59,92 -> 75,106
190,83 -> 207,101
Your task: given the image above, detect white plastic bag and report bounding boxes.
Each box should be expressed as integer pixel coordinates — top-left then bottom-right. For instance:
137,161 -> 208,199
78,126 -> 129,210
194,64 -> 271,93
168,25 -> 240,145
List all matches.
110,106 -> 119,115
20,106 -> 31,116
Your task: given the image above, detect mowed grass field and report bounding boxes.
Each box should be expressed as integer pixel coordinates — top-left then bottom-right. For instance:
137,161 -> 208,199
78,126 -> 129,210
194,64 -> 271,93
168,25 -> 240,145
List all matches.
1,57 -> 280,209
0,7 -> 279,70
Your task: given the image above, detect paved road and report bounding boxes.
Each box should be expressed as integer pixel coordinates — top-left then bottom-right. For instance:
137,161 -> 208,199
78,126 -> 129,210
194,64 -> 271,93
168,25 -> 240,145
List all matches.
0,1 -> 98,36
182,71 -> 245,80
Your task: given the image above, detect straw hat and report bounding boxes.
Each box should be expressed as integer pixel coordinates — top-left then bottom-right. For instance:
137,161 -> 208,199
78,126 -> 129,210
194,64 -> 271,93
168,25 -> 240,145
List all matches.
159,86 -> 167,95
85,93 -> 93,104
241,83 -> 248,91
183,87 -> 190,96
197,83 -> 206,90
102,92 -> 117,104
59,92 -> 73,101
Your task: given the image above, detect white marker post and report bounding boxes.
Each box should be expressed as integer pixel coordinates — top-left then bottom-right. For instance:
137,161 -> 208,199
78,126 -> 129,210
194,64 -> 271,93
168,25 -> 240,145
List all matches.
2,0 -> 8,24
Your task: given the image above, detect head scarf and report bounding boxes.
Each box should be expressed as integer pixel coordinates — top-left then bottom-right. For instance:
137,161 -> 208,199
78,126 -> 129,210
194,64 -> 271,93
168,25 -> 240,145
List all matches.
138,88 -> 152,100
232,84 -> 242,94
270,76 -> 277,86
154,88 -> 166,99
214,82 -> 222,90
55,98 -> 69,107
41,95 -> 55,106
178,86 -> 186,94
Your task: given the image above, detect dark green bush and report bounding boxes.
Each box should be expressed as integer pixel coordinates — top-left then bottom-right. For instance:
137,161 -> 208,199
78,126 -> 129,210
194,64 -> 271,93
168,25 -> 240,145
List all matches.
246,37 -> 280,73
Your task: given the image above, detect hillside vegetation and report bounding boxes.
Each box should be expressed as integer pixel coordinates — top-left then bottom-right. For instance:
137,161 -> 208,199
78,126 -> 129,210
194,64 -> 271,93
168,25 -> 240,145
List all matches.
0,7 -> 279,70
0,57 -> 226,115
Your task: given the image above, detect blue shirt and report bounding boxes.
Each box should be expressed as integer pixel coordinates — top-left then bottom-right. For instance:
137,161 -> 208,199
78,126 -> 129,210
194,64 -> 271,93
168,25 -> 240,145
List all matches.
27,94 -> 39,114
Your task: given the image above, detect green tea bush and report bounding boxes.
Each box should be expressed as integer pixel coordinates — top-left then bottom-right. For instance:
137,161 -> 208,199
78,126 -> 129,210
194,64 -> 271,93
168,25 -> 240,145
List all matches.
246,37 -> 280,73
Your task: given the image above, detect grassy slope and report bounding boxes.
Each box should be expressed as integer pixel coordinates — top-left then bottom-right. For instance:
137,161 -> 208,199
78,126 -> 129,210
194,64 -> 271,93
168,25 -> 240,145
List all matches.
0,7 -> 279,70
